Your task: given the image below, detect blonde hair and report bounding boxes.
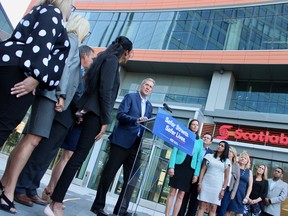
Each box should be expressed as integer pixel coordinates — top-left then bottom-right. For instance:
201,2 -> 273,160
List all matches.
66,14 -> 90,43
239,151 -> 250,169
34,0 -> 74,21
229,146 -> 237,163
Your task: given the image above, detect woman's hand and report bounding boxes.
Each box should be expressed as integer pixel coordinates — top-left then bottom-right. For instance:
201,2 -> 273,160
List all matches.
11,77 -> 39,97
219,190 -> 225,200
95,124 -> 107,141
55,97 -> 65,112
242,197 -> 249,204
192,176 -> 198,184
197,184 -> 202,194
168,168 -> 174,177
230,193 -> 235,200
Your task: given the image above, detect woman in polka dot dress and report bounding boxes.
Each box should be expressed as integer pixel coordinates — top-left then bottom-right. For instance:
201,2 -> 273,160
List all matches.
0,0 -> 75,214
0,0 -> 73,148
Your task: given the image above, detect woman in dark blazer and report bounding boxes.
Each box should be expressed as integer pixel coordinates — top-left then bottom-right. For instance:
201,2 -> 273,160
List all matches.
45,36 -> 133,216
246,164 -> 268,216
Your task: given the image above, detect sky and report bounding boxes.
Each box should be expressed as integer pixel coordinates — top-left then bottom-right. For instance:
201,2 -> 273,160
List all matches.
1,0 -> 31,28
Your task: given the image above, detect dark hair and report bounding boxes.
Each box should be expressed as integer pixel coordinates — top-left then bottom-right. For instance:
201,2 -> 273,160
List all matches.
104,36 -> 133,59
214,140 -> 229,162
188,119 -> 200,140
203,132 -> 213,142
79,45 -> 94,58
84,36 -> 132,94
275,167 -> 284,174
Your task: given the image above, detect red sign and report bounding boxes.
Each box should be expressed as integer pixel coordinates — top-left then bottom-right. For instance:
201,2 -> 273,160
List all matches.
216,125 -> 288,146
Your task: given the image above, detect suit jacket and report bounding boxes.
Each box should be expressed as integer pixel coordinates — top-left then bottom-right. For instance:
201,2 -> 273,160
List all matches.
37,33 -> 81,111
206,147 -> 214,155
228,163 -> 240,198
77,54 -> 120,125
109,92 -> 153,149
169,139 -> 205,177
264,178 -> 288,216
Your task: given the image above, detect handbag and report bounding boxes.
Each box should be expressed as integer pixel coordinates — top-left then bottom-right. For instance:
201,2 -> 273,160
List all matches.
243,203 -> 261,216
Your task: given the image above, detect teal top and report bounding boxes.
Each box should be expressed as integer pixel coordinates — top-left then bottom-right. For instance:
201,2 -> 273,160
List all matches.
168,138 -> 204,176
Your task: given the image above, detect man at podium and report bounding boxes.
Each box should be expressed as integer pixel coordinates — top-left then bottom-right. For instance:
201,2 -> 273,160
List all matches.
91,78 -> 155,216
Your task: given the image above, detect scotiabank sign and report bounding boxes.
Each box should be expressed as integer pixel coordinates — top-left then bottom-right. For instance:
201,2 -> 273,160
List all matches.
216,125 -> 288,146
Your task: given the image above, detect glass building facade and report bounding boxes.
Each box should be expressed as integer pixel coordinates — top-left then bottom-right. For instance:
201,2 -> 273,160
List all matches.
79,2 -> 288,51
75,2 -> 288,115
0,3 -> 13,41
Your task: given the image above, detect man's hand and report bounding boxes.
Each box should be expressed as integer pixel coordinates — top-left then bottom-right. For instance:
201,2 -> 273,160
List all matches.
137,116 -> 148,123
11,76 -> 39,97
264,198 -> 270,206
95,124 -> 107,141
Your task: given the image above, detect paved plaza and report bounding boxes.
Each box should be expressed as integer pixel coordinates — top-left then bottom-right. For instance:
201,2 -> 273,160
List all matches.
0,153 -> 165,216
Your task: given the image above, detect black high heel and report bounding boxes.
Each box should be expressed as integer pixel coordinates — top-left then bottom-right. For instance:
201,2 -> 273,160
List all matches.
0,191 -> 17,214
0,181 -> 4,191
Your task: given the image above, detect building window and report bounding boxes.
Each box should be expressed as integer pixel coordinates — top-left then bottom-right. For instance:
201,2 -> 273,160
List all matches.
230,81 -> 288,114
78,3 -> 288,51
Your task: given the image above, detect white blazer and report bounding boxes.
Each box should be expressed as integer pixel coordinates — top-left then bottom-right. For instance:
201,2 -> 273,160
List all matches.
264,178 -> 287,216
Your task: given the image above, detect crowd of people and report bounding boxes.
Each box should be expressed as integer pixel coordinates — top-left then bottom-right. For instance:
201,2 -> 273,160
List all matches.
166,138 -> 288,216
0,0 -> 287,216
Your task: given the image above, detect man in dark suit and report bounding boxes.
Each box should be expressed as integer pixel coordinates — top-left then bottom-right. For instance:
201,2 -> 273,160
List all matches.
178,133 -> 214,216
14,46 -> 95,207
91,78 -> 155,216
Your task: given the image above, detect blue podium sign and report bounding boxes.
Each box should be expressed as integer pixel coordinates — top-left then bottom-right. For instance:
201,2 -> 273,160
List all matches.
152,108 -> 195,156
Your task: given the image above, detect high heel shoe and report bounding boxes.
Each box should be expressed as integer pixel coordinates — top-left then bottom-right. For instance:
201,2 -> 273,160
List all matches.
42,188 -> 52,204
44,204 -> 55,216
0,181 -> 4,193
0,191 -> 17,214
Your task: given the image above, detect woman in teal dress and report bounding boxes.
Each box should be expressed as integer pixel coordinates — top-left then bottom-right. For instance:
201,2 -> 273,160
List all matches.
165,119 -> 203,216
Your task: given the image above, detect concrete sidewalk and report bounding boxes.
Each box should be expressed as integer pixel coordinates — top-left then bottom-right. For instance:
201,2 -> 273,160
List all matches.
0,153 -> 165,216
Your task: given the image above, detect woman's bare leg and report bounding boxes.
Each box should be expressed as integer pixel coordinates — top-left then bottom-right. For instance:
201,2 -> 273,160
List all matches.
0,134 -> 42,210
165,187 -> 177,216
172,190 -> 185,216
45,149 -> 74,194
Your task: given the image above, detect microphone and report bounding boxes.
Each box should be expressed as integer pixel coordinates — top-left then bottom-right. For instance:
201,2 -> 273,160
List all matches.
163,103 -> 173,113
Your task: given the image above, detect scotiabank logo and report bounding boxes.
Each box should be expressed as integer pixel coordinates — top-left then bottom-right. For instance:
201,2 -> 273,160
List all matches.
216,125 -> 288,145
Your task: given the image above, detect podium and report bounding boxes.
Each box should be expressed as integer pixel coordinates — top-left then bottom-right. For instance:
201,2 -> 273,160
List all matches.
114,117 -> 172,215
114,108 -> 196,215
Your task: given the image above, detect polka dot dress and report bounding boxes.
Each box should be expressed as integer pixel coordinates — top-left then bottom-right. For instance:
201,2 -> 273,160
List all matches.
0,4 -> 70,90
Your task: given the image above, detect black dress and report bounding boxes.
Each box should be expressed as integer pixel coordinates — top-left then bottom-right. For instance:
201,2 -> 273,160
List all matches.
169,154 -> 194,192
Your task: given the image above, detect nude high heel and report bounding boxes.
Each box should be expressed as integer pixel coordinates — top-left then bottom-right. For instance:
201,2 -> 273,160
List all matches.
44,204 -> 55,216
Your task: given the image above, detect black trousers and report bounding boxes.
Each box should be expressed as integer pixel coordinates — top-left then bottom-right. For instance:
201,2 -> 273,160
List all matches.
178,179 -> 199,216
15,120 -> 70,196
51,112 -> 101,202
92,137 -> 142,215
0,66 -> 34,147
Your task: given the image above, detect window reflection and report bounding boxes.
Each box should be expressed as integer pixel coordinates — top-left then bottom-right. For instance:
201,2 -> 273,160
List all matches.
230,81 -> 288,114
77,3 -> 288,51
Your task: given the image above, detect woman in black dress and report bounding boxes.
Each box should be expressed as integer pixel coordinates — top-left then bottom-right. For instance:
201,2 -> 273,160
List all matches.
245,164 -> 268,216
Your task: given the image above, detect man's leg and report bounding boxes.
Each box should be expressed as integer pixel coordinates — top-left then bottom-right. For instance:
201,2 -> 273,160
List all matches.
91,144 -> 129,212
114,138 -> 142,215
185,182 -> 199,216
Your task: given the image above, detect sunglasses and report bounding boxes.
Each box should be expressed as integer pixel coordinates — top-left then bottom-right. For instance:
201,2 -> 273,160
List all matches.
71,5 -> 76,12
